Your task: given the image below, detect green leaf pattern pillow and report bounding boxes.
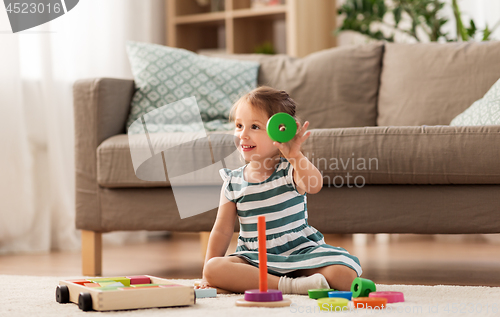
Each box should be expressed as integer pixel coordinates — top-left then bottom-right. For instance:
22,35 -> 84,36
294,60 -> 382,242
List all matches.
126,41 -> 259,133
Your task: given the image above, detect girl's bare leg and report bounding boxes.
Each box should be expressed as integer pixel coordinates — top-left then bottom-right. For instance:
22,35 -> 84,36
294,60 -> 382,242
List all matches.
203,256 -> 280,293
291,265 -> 358,291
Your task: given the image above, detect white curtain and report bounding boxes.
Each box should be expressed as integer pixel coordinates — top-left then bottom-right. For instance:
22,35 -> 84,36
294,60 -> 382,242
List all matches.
0,0 -> 165,254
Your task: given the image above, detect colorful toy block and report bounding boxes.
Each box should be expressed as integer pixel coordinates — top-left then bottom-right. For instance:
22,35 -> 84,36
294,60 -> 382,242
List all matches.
317,298 -> 349,312
369,291 -> 405,303
353,297 -> 387,309
131,283 -> 162,288
120,286 -> 160,290
56,275 -> 195,311
100,282 -> 124,288
126,275 -> 151,285
328,291 -> 352,300
84,283 -> 100,287
194,288 -> 217,298
66,279 -> 89,286
90,277 -> 131,287
308,289 -> 338,299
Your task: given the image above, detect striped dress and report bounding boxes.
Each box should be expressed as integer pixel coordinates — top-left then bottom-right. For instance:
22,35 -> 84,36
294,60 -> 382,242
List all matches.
219,157 -> 362,277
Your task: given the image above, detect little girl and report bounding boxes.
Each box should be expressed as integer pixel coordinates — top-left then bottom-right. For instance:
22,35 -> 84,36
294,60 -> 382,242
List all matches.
196,86 -> 362,294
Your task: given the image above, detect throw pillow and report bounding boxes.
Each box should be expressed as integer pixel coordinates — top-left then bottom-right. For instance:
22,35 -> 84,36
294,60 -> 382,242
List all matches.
126,41 -> 259,133
450,78 -> 500,126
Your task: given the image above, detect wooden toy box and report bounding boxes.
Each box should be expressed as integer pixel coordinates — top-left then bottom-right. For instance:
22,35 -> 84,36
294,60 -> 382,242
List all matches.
56,275 -> 195,311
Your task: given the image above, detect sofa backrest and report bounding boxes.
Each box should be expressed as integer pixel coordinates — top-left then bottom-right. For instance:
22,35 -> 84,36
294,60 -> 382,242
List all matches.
208,43 -> 384,130
377,42 -> 500,126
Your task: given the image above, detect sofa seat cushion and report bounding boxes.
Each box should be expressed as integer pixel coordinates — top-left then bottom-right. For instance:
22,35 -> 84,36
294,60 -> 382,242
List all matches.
98,126 -> 500,188
97,131 -> 242,188
302,125 -> 500,185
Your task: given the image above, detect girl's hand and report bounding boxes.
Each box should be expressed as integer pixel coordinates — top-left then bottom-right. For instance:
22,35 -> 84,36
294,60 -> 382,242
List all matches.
194,278 -> 212,289
273,121 -> 311,159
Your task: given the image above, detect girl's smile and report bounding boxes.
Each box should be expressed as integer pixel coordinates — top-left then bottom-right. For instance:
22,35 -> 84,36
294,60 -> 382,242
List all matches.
241,144 -> 256,151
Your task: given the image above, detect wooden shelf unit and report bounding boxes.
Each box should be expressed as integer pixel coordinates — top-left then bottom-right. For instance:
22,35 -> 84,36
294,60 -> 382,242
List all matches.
166,0 -> 337,57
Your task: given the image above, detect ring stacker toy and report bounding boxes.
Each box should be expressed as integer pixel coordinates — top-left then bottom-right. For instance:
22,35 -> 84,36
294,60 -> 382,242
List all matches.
317,298 -> 349,312
235,216 -> 292,307
267,112 -> 297,143
351,277 -> 376,298
369,291 -> 404,303
328,291 -> 352,300
352,297 -> 387,309
308,289 -> 338,299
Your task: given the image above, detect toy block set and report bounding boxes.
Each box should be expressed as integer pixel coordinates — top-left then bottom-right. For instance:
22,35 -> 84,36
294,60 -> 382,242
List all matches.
55,215 -> 402,312
56,275 -> 195,311
308,277 -> 405,312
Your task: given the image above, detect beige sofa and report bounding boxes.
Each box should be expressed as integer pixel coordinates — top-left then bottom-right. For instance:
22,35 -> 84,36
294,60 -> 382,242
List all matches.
74,42 -> 500,276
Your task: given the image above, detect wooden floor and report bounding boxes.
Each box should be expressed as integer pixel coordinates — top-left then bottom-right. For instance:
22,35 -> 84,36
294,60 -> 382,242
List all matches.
1,233 -> 499,287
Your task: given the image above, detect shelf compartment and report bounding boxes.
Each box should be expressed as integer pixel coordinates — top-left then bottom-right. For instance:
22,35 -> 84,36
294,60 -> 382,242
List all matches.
232,16 -> 277,54
175,24 -> 225,53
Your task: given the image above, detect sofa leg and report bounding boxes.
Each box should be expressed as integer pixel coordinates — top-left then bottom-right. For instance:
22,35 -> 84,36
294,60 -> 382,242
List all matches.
200,232 -> 210,260
81,230 -> 102,276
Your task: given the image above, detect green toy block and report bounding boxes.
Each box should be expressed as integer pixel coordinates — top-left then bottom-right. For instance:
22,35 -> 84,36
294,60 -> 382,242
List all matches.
131,284 -> 161,288
90,277 -> 131,287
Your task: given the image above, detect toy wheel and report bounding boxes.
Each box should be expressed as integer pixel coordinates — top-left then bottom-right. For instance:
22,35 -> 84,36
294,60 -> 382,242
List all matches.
55,285 -> 69,303
78,292 -> 93,311
266,113 -> 297,143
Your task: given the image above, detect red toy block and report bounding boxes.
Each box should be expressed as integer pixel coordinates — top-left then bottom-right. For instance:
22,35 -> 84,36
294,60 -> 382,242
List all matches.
126,275 -> 151,285
66,279 -> 90,286
84,283 -> 100,287
120,286 -> 160,290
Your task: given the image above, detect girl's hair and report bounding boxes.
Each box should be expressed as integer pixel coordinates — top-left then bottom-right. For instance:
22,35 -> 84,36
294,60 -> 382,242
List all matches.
229,86 -> 299,123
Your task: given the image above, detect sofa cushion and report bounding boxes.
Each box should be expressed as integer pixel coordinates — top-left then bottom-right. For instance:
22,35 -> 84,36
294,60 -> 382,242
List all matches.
97,126 -> 500,188
97,131 -> 243,188
377,42 -> 500,126
301,125 -> 500,185
205,43 -> 384,130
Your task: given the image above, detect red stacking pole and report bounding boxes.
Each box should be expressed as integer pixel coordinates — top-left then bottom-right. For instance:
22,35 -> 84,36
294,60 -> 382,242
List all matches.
258,216 -> 268,292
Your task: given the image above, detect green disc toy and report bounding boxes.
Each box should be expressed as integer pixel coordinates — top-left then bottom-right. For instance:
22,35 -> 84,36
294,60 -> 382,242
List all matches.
351,277 -> 376,298
266,112 -> 297,143
308,289 -> 338,299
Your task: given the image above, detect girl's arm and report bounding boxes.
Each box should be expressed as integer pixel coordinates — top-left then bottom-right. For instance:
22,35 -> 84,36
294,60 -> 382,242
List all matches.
289,152 -> 323,195
201,188 -> 237,281
274,121 -> 323,194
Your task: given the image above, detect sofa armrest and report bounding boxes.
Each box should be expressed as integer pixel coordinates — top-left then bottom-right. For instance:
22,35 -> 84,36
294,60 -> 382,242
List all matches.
73,78 -> 135,231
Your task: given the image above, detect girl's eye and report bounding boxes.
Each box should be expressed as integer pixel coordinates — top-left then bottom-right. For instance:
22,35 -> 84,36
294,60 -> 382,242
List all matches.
252,124 -> 259,129
236,123 -> 242,129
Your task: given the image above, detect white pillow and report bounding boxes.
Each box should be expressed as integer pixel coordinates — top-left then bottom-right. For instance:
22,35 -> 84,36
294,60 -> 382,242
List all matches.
450,78 -> 500,126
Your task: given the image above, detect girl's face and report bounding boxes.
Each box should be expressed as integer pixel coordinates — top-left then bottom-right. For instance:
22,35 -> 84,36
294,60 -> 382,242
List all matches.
234,102 -> 279,163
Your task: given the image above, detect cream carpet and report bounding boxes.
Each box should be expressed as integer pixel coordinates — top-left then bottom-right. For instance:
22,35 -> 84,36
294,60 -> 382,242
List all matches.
2,275 -> 500,316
